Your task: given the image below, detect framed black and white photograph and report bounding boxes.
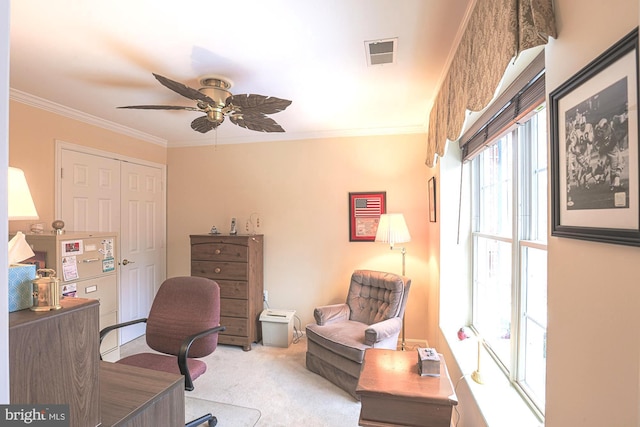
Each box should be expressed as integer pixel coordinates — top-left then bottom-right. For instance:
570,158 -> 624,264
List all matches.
550,28 -> 640,246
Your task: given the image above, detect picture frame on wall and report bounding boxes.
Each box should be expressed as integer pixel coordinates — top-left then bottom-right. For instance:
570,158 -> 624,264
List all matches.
428,177 -> 436,223
550,27 -> 640,246
348,191 -> 386,242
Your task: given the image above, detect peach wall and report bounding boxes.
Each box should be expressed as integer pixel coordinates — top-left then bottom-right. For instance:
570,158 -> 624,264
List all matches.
545,0 -> 639,425
8,93 -> 438,345
167,134 -> 436,344
8,100 -> 166,233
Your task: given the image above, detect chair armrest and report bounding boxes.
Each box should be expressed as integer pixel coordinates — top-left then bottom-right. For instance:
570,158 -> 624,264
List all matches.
99,318 -> 148,357
364,317 -> 402,346
313,303 -> 350,326
178,325 -> 227,391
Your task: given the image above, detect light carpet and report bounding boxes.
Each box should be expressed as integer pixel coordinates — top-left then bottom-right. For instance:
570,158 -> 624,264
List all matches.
185,396 -> 260,426
120,333 -> 362,427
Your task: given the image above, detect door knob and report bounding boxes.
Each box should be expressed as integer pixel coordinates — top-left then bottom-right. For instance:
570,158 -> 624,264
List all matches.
122,259 -> 135,265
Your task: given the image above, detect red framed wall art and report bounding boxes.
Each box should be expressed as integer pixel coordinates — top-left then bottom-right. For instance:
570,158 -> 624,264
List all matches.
348,191 -> 386,242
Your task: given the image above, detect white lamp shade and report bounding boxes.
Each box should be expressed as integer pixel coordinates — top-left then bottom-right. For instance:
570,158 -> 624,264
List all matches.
8,167 -> 39,220
375,213 -> 411,246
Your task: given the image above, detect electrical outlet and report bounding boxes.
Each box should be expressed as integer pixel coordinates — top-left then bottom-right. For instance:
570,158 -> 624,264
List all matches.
263,290 -> 268,303
249,212 -> 261,234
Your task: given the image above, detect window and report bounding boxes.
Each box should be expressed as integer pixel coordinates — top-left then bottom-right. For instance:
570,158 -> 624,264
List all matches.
471,107 -> 547,415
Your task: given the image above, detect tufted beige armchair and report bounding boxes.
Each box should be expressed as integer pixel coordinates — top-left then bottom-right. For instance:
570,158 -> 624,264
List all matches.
305,269 -> 411,398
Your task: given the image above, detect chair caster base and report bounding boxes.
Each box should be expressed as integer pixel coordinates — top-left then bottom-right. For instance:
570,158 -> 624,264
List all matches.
185,413 -> 217,427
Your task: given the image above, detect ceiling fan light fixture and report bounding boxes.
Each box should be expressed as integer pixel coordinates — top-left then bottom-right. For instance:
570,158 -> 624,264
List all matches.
199,86 -> 231,107
198,77 -> 233,109
199,75 -> 233,90
206,110 -> 225,124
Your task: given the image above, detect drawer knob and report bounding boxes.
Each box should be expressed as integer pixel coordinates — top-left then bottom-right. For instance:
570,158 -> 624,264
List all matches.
214,249 -> 221,255
214,267 -> 221,274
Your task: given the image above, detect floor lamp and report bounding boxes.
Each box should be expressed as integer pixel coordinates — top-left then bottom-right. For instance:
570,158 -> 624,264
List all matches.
375,213 -> 411,350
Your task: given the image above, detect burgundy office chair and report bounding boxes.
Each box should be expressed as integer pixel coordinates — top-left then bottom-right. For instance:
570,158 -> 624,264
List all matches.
100,276 -> 225,427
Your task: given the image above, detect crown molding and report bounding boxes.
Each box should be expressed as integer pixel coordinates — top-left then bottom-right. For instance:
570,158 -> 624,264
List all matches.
10,88 -> 427,148
168,123 -> 429,147
9,89 -> 168,147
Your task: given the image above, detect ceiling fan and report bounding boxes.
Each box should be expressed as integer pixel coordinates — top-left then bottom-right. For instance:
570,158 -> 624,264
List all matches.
118,73 -> 292,133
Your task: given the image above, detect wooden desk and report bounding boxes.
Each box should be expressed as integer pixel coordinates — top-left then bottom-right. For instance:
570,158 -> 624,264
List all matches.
355,349 -> 458,427
10,298 -> 101,427
100,362 -> 185,427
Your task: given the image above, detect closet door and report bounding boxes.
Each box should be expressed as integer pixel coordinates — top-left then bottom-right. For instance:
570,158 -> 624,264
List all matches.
60,149 -> 120,232
118,160 -> 165,342
60,147 -> 166,343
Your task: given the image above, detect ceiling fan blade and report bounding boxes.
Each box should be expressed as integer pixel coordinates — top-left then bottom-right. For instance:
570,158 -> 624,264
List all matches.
227,94 -> 292,115
152,73 -> 214,104
230,113 -> 286,132
191,115 -> 221,133
118,105 -> 201,111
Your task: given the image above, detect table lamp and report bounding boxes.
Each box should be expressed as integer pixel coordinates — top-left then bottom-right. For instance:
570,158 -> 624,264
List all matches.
375,213 -> 411,350
9,167 -> 39,221
8,167 -> 39,264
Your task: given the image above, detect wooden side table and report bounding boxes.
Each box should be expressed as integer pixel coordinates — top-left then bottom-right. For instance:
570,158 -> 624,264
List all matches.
355,348 -> 458,427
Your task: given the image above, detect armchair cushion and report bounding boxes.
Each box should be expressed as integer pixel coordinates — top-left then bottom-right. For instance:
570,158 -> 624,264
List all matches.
347,270 -> 405,325
306,320 -> 370,364
313,303 -> 350,326
364,317 -> 403,346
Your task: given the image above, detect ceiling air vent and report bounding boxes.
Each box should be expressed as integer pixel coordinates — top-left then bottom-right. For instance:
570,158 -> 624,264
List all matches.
365,38 -> 397,66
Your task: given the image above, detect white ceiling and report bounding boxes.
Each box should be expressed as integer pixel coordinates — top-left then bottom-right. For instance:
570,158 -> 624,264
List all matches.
9,0 -> 473,147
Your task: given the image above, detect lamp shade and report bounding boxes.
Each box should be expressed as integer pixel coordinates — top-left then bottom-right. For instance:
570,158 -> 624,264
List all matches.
375,213 -> 410,246
8,167 -> 39,220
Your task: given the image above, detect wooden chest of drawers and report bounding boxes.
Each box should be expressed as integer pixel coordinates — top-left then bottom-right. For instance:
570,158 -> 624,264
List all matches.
190,234 -> 264,351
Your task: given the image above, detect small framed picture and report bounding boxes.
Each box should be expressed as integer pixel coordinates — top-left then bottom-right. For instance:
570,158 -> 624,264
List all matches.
348,191 -> 386,242
428,177 -> 437,223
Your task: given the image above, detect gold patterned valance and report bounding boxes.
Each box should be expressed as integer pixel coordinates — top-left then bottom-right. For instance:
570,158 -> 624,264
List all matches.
425,0 -> 556,167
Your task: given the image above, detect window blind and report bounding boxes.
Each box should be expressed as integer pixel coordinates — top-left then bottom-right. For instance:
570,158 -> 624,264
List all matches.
459,51 -> 546,162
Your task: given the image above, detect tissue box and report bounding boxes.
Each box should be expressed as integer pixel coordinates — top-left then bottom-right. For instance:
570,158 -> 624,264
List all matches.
417,347 -> 441,377
9,264 -> 36,312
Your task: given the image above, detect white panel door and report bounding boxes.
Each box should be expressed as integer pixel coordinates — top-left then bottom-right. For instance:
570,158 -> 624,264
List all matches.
60,149 -> 120,232
60,148 -> 166,344
118,161 -> 165,343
